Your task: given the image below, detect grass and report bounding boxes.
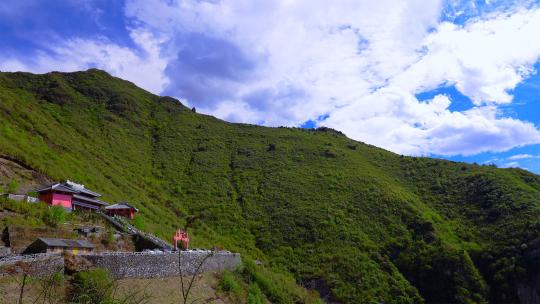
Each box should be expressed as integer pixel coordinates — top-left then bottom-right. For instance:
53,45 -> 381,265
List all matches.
0,69 -> 539,303
0,198 -> 136,253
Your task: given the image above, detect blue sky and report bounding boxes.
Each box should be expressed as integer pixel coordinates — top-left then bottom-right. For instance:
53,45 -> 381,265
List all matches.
1,0 -> 540,174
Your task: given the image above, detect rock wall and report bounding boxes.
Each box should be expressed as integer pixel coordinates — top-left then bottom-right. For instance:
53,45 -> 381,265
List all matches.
82,251 -> 241,279
0,246 -> 11,257
0,253 -> 64,277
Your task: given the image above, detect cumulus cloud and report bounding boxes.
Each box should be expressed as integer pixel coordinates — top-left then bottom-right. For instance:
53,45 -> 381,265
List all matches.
125,0 -> 444,124
121,0 -> 540,155
3,0 -> 540,157
394,8 -> 540,104
0,29 -> 168,93
163,32 -> 257,108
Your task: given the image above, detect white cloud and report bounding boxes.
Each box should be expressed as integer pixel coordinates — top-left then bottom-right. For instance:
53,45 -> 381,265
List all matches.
508,154 -> 540,160
4,0 -> 540,157
502,161 -> 521,168
122,0 -> 540,156
0,29 -> 168,93
393,8 -> 540,105
125,0 -> 444,125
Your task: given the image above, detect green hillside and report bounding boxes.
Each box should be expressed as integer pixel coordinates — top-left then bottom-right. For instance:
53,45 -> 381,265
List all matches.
1,69 -> 540,303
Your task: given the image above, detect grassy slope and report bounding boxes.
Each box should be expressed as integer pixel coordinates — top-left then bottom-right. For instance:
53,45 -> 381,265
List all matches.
1,69 -> 540,303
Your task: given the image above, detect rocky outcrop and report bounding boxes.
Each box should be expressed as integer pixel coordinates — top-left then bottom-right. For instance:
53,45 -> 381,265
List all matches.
0,156 -> 52,194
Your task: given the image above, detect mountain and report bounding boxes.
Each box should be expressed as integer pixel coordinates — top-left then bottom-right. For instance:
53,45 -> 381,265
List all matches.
1,69 -> 540,303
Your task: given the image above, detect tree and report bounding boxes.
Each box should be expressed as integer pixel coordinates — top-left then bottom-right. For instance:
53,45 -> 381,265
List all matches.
178,250 -> 215,304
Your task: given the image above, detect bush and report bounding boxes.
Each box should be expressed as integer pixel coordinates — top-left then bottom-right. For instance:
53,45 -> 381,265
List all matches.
70,268 -> 114,304
103,229 -> 115,245
220,270 -> 240,293
132,214 -> 145,230
219,270 -> 243,301
46,205 -> 67,226
247,283 -> 264,304
242,259 -> 289,304
6,178 -> 19,193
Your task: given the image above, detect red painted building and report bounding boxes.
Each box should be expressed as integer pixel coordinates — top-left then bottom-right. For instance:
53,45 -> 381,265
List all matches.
37,181 -> 109,211
105,202 -> 138,219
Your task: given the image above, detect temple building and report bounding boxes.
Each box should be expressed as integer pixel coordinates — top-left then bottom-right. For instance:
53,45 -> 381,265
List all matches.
37,180 -> 109,211
105,202 -> 139,219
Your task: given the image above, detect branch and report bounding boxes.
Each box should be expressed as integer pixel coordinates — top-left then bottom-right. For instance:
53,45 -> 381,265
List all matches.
183,251 -> 214,304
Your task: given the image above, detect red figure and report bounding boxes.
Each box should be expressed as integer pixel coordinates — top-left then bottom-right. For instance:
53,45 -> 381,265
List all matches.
173,229 -> 189,250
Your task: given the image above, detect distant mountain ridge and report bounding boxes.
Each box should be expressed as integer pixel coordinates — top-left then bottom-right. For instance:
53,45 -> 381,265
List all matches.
1,69 -> 540,303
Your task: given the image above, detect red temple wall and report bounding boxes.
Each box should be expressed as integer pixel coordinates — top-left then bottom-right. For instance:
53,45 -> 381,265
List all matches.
51,193 -> 72,208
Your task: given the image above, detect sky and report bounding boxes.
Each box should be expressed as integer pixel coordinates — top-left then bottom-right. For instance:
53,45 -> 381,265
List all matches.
1,0 -> 540,173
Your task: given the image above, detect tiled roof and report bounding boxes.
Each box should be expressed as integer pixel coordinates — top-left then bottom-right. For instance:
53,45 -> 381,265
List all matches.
36,183 -> 78,194
105,202 -> 139,211
36,181 -> 102,198
37,237 -> 95,249
76,187 -> 102,197
72,194 -> 109,206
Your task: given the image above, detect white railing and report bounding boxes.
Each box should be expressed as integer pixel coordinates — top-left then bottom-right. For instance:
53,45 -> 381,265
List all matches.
89,250 -> 233,257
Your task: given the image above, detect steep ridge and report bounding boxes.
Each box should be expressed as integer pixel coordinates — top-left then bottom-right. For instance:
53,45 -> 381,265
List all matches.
1,69 -> 540,303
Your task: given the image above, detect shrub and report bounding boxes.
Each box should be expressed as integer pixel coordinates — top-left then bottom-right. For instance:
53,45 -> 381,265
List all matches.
247,283 -> 264,304
70,268 -> 114,304
46,205 -> 67,226
132,214 -> 145,230
2,125 -> 14,137
322,149 -> 337,158
103,230 -> 115,245
242,259 -> 289,304
6,178 -> 19,193
220,270 -> 240,293
219,270 -> 243,301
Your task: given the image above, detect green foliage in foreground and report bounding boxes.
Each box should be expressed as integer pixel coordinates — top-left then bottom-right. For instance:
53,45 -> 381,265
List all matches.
71,269 -> 114,304
46,205 -> 67,227
1,69 -> 540,303
247,283 -> 264,304
219,261 -> 322,304
131,214 -> 145,230
0,198 -> 69,228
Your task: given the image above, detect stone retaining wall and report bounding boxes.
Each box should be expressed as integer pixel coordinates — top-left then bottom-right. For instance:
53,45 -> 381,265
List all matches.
0,246 -> 11,257
0,253 -> 64,277
82,251 -> 241,279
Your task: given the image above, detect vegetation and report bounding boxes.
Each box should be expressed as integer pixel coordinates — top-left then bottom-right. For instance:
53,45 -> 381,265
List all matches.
1,69 -> 540,303
70,268 -> 114,303
69,268 -> 151,304
46,205 -> 67,227
247,283 -> 264,304
131,215 -> 145,231
6,178 -> 19,193
0,198 -> 71,228
219,270 -> 243,301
